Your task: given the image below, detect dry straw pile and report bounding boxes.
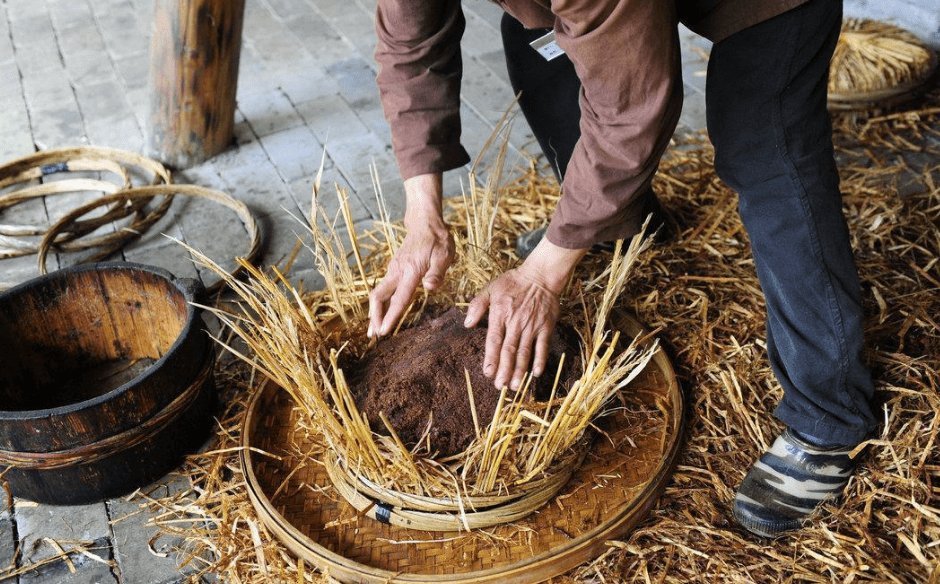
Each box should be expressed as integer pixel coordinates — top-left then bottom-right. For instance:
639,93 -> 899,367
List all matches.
147,86 -> 940,582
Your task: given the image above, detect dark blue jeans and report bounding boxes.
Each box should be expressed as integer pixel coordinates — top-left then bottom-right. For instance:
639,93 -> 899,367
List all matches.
502,0 -> 878,446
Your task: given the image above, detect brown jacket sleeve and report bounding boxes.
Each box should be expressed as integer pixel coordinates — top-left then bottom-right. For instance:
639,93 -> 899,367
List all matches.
374,0 -> 470,181
542,0 -> 683,249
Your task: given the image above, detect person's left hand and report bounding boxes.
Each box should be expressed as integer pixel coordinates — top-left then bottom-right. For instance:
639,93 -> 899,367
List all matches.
464,238 -> 587,390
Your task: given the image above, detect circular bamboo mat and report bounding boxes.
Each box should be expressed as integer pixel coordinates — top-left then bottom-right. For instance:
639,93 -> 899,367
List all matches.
241,308 -> 684,584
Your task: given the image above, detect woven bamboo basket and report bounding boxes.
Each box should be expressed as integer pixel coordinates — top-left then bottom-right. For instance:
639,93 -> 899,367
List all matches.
240,308 -> 683,584
828,18 -> 938,111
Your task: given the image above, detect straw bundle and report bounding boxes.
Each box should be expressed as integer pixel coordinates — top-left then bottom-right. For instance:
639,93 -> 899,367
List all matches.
193,146 -> 657,529
829,18 -> 937,109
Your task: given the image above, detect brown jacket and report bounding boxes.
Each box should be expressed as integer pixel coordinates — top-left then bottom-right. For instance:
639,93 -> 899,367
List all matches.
375,0 -> 806,248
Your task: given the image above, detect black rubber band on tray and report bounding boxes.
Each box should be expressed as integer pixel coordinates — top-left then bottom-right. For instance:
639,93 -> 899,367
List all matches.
374,502 -> 393,525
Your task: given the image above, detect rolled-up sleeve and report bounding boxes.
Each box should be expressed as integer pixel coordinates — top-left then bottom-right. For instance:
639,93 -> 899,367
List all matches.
545,0 -> 683,249
375,0 -> 471,180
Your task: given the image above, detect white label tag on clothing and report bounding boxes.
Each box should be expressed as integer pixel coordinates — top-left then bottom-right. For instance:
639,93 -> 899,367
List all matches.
529,31 -> 566,61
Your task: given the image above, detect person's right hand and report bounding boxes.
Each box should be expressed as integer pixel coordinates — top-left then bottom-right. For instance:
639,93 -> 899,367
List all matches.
368,173 -> 455,338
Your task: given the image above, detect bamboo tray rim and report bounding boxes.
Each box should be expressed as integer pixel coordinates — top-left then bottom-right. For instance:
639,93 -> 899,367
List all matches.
240,309 -> 685,584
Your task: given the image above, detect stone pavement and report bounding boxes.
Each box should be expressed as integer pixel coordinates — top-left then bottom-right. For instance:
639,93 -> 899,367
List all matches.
0,0 -> 933,582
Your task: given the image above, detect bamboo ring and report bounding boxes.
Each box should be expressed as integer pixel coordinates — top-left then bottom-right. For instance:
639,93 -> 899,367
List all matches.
324,447 -> 586,531
37,185 -> 262,294
0,147 -> 172,256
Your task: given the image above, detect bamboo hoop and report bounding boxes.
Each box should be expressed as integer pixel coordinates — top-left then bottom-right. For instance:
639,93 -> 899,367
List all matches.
323,428 -> 590,531
323,448 -> 584,531
36,185 -> 262,294
0,147 -> 172,258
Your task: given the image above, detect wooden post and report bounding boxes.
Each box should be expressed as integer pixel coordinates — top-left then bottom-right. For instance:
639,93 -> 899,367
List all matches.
147,0 -> 246,169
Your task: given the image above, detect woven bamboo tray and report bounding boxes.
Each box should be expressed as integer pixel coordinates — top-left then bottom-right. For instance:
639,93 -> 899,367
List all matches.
241,308 -> 684,584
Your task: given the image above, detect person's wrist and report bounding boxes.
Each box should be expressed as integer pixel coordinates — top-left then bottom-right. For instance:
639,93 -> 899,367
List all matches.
520,238 -> 588,294
403,173 -> 445,231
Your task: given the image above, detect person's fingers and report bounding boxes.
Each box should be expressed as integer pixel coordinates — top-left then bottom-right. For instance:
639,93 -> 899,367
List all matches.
509,333 -> 533,390
464,289 -> 490,329
483,307 -> 507,380
493,314 -> 525,389
422,236 -> 454,290
368,277 -> 398,337
378,269 -> 423,336
532,326 -> 552,379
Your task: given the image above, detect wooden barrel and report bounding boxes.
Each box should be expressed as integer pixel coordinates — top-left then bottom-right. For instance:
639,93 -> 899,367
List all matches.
0,262 -> 215,505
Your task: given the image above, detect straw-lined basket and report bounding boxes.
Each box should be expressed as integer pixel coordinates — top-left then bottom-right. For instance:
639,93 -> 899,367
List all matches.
241,308 -> 682,584
829,18 -> 938,110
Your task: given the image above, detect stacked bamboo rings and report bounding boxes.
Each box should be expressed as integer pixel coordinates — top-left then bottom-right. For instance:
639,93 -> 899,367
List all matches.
323,435 -> 590,531
0,146 -> 261,293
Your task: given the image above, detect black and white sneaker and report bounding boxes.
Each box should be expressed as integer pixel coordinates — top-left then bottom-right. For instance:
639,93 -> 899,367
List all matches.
733,428 -> 859,538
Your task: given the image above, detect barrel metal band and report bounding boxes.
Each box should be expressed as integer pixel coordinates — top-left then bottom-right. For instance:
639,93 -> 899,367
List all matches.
0,355 -> 214,471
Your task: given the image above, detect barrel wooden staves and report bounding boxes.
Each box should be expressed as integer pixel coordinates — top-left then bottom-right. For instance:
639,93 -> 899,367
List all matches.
0,262 -> 216,505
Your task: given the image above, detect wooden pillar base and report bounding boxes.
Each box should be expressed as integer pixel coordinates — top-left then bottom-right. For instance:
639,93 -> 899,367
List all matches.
147,0 -> 246,169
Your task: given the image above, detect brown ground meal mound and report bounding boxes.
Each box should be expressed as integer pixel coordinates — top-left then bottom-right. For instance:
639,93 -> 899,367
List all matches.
345,306 -> 583,456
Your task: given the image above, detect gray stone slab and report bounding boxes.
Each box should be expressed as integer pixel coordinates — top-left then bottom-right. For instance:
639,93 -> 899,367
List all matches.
244,22 -> 312,74
213,149 -> 300,229
113,51 -> 150,91
1,484 -> 14,572
276,62 -> 342,107
75,78 -> 133,123
238,88 -> 305,138
108,474 -> 199,584
0,96 -> 35,161
7,2 -> 55,43
21,64 -> 88,149
54,18 -> 109,57
460,7 -> 504,60
460,56 -> 518,125
294,93 -> 372,144
64,50 -> 119,89
84,113 -> 145,153
243,0 -> 287,40
323,131 -> 398,196
464,0 -> 505,31
326,58 -> 379,110
259,124 -> 329,183
0,9 -> 14,66
94,1 -> 149,60
0,60 -> 21,101
263,0 -> 311,21
311,1 -> 377,60
14,500 -> 117,584
4,0 -> 48,22
0,253 -> 44,290
284,12 -> 360,65
10,38 -> 62,79
46,0 -> 98,31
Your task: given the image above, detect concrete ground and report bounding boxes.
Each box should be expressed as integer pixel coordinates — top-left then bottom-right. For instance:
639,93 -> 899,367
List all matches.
0,0 -> 934,582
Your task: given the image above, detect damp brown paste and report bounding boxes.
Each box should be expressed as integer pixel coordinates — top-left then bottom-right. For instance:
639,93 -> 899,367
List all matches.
344,306 -> 583,457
